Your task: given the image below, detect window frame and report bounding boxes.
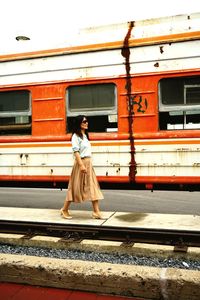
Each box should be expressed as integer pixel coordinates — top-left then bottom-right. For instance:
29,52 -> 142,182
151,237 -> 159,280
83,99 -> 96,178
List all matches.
0,89 -> 32,134
0,89 -> 32,118
159,76 -> 200,130
66,83 -> 117,117
159,81 -> 200,113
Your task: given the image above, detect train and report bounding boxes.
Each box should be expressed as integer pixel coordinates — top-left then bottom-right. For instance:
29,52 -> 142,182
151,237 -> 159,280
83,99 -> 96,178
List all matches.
0,13 -> 200,190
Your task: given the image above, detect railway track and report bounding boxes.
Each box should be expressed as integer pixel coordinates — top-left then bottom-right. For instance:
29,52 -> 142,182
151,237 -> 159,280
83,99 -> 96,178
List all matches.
0,219 -> 199,249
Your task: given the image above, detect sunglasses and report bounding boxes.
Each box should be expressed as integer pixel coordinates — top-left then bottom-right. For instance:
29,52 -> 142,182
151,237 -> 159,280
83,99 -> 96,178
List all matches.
82,120 -> 88,124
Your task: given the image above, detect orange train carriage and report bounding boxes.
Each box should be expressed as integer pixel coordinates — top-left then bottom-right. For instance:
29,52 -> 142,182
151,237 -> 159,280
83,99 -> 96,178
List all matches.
0,13 -> 200,190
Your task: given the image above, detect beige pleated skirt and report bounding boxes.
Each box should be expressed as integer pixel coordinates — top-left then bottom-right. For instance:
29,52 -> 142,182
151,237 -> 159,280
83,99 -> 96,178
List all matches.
67,158 -> 104,202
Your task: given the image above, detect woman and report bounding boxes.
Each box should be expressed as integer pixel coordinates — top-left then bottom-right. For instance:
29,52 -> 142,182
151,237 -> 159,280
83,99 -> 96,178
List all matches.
60,115 -> 104,219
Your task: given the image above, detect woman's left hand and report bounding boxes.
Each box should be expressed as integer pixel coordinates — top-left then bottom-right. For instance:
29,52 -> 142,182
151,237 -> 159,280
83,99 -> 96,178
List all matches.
80,164 -> 87,173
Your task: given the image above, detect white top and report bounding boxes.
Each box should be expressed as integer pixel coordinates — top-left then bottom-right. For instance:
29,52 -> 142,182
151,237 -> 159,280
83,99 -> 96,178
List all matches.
71,133 -> 92,158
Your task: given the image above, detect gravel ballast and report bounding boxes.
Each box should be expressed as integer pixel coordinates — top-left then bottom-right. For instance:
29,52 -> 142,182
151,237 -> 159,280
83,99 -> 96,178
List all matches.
0,243 -> 199,270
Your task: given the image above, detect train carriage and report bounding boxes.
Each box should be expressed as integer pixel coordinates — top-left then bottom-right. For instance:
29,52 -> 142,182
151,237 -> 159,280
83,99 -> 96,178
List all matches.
0,13 -> 200,190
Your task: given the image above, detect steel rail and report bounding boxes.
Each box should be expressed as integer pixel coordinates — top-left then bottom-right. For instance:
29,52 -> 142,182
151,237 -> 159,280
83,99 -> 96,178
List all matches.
0,220 -> 199,248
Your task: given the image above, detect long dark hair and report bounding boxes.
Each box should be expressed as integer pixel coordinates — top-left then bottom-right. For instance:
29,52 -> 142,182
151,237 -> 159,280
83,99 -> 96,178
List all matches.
72,115 -> 89,140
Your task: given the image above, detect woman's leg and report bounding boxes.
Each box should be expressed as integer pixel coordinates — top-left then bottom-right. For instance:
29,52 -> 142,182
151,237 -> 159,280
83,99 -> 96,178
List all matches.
63,200 -> 71,211
92,200 -> 100,212
60,199 -> 72,219
92,200 -> 102,219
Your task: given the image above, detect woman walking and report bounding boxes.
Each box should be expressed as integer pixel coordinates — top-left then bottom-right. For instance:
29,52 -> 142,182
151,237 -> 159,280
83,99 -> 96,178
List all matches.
60,115 -> 104,219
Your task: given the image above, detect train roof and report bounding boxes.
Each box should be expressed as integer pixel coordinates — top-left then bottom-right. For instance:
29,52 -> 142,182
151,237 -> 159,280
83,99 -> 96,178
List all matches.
0,12 -> 200,62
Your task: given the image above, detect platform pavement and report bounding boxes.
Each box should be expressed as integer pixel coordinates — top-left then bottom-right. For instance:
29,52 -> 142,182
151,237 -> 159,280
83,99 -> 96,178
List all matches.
0,207 -> 199,231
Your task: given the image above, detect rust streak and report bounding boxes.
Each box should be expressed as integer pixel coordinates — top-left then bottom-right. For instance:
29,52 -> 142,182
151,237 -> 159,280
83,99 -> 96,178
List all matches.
160,46 -> 164,54
121,21 -> 137,182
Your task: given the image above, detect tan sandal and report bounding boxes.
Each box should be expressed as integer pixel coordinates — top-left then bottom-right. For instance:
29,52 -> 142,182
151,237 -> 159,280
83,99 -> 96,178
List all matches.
60,208 -> 72,219
92,212 -> 103,219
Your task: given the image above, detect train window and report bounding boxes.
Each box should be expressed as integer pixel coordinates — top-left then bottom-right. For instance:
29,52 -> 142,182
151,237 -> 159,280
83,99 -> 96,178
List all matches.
159,76 -> 200,130
0,90 -> 31,135
66,83 -> 118,132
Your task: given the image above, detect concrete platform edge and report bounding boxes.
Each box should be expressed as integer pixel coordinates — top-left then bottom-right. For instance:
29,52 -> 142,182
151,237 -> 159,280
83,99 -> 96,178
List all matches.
0,253 -> 200,300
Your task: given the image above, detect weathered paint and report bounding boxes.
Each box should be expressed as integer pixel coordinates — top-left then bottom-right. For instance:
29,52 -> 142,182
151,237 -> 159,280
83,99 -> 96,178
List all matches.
0,40 -> 200,86
0,139 -> 199,182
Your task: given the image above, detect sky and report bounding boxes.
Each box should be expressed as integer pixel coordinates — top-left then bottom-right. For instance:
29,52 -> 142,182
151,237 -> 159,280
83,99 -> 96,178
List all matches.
0,0 -> 200,54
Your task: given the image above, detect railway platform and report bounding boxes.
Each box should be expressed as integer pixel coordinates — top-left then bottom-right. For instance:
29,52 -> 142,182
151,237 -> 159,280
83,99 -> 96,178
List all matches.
0,207 -> 200,300
0,206 -> 199,232
0,206 -> 199,248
